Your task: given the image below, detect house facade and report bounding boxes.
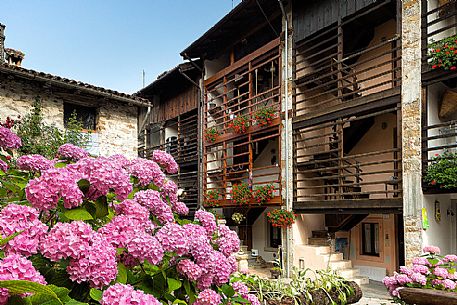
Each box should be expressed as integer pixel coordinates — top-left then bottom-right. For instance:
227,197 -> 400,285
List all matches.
137,62 -> 201,216
139,0 -> 457,282
0,23 -> 149,158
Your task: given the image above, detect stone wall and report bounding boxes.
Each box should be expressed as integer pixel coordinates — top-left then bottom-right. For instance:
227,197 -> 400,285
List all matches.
0,77 -> 138,158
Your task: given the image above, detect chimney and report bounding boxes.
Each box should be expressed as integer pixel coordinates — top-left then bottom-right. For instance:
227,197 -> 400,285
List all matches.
0,23 -> 5,63
5,48 -> 25,67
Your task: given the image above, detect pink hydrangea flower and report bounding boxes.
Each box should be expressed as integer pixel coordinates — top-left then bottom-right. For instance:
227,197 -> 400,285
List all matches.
0,127 -> 21,149
99,215 -> 152,248
399,266 -> 413,277
152,150 -> 179,174
216,225 -> 240,257
412,257 -> 430,266
69,157 -> 132,201
423,245 -> 441,254
194,289 -> 221,305
444,255 -> 457,263
66,234 -> 117,288
108,154 -> 131,168
443,279 -> 457,290
0,204 -> 47,257
195,210 -> 217,236
172,201 -> 189,216
40,221 -> 95,261
232,281 -> 249,296
155,223 -> 189,255
0,160 -> 8,173
412,264 -> 430,275
0,254 -> 46,304
128,158 -> 165,187
394,273 -> 412,285
410,272 -> 427,285
113,199 -> 150,223
26,167 -> 84,211
245,294 -> 261,305
434,267 -> 449,279
177,259 -> 203,281
101,283 -> 161,305
134,190 -> 174,224
57,143 -> 89,161
161,179 -> 179,206
126,234 -> 164,265
16,154 -> 54,172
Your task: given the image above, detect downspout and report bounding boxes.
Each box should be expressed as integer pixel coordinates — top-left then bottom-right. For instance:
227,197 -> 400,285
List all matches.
277,0 -> 291,278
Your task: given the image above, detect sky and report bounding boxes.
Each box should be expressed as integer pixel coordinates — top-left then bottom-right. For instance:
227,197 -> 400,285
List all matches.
0,1 -> 241,94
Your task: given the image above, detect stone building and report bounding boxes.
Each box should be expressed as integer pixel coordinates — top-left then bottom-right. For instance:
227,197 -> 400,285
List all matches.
0,23 -> 150,157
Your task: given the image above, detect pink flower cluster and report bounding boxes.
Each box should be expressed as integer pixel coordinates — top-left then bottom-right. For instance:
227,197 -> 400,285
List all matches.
0,254 -> 46,305
0,204 -> 47,257
135,190 -> 174,224
57,143 -> 89,161
152,150 -> 179,174
383,245 -> 457,297
69,157 -> 132,201
128,158 -> 165,187
195,210 -> 217,236
232,281 -> 261,305
216,224 -> 241,257
101,283 -> 161,305
16,154 -> 54,172
41,221 -> 117,288
0,126 -> 21,149
194,289 -> 222,305
26,167 -> 84,211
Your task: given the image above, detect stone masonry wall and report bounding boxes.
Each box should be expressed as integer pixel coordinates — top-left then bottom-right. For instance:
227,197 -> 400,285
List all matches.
401,0 -> 424,264
0,77 -> 138,158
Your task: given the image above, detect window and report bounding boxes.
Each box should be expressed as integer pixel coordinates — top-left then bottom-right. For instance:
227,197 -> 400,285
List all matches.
64,103 -> 96,131
268,222 -> 281,248
361,222 -> 380,256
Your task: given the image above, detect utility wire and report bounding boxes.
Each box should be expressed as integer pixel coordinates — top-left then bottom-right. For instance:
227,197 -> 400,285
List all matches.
256,0 -> 278,37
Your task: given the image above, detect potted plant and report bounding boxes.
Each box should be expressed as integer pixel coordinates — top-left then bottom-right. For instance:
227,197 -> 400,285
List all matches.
253,184 -> 275,204
231,212 -> 246,225
424,151 -> 457,189
205,189 -> 221,207
267,209 -> 296,228
429,34 -> 457,71
228,115 -> 250,133
254,106 -> 276,127
205,127 -> 219,143
231,182 -> 251,205
383,245 -> 457,305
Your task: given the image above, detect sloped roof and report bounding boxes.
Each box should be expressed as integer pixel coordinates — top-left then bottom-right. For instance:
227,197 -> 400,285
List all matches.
0,62 -> 150,107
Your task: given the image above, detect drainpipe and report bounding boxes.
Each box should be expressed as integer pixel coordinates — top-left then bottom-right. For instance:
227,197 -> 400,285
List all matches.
277,0 -> 292,278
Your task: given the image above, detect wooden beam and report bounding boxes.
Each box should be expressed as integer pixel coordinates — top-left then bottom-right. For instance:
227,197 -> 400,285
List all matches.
293,87 -> 401,129
293,199 -> 403,211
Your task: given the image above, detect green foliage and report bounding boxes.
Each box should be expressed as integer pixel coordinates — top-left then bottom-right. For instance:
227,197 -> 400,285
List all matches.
204,127 -> 219,142
14,100 -> 90,158
424,151 -> 457,189
254,106 -> 276,127
429,34 -> 457,70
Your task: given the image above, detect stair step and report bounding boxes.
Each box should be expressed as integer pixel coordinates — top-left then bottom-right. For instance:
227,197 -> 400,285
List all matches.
308,237 -> 329,246
322,252 -> 344,262
352,276 -> 370,286
328,260 -> 352,270
312,230 -> 329,238
337,268 -> 360,278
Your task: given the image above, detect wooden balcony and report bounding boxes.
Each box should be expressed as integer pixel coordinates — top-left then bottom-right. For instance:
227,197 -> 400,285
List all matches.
293,105 -> 402,211
203,39 -> 282,204
421,0 -> 457,84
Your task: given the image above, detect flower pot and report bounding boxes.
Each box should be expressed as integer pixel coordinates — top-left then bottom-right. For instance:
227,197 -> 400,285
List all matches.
399,287 -> 457,305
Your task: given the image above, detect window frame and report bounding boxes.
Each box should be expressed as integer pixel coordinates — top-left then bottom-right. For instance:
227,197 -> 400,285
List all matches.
63,103 -> 97,132
361,222 -> 380,257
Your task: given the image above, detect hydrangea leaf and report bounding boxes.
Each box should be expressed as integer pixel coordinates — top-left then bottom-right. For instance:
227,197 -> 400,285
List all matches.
167,278 -> 182,292
63,207 -> 93,221
0,280 -> 62,304
89,288 -> 102,302
116,263 -> 127,284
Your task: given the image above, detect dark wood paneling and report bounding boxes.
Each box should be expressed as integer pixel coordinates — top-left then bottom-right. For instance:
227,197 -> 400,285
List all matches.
151,86 -> 199,123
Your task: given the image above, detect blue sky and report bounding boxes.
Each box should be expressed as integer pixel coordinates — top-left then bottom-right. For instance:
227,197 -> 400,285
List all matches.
0,1 -> 240,93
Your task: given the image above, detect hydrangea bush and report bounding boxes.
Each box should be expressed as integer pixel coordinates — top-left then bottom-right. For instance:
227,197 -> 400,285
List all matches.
383,246 -> 457,301
0,127 -> 258,305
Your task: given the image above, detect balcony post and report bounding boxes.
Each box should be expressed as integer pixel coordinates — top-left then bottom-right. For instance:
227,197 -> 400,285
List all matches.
401,0 -> 424,265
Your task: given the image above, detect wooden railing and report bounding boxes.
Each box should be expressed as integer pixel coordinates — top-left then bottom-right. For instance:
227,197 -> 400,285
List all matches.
422,119 -> 457,192
421,0 -> 457,76
294,23 -> 401,118
203,39 -> 282,207
139,111 -> 198,165
293,107 -> 402,204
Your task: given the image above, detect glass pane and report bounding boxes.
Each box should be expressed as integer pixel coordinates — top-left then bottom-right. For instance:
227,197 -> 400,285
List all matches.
363,223 -> 372,253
